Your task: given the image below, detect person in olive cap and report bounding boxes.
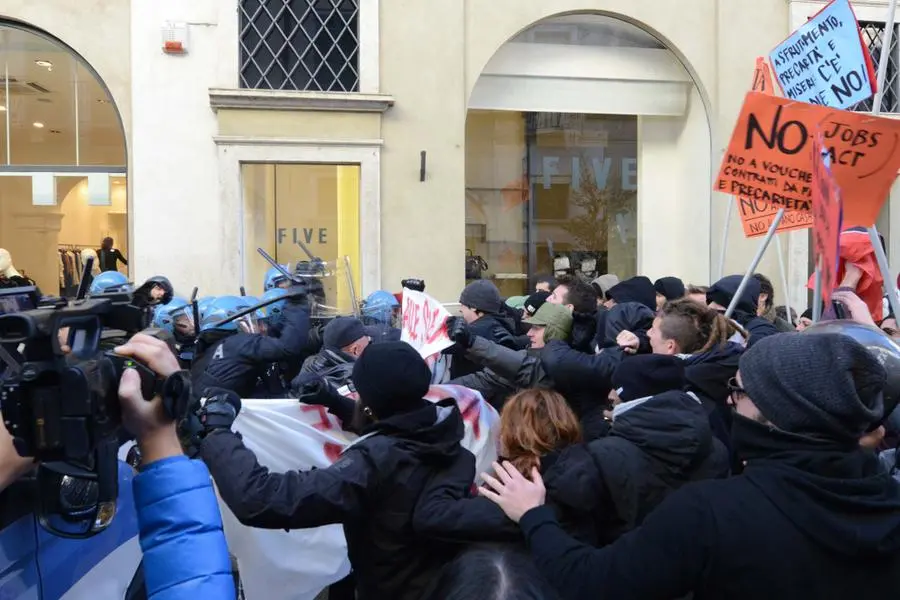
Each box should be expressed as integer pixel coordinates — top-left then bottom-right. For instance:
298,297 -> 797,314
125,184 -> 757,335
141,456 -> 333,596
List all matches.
523,303 -> 573,350
479,332 -> 900,600
198,341 -> 467,600
451,280 -> 518,379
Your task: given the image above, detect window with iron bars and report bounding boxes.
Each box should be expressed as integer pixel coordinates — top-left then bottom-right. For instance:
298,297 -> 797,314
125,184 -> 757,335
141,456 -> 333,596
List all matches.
851,21 -> 900,113
239,0 -> 360,92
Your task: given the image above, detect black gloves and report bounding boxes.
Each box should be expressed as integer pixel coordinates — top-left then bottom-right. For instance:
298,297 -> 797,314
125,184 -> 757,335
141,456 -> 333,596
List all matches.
180,387 -> 242,456
401,278 -> 425,292
446,316 -> 474,349
285,284 -> 309,306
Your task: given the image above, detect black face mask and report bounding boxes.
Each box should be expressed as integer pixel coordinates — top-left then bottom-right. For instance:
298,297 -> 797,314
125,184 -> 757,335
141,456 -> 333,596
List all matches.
731,412 -> 853,464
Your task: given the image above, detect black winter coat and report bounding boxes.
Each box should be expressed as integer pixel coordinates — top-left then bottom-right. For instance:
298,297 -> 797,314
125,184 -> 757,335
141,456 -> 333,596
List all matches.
449,315 -> 519,379
589,391 -> 729,544
681,342 -> 743,452
449,337 -> 551,410
194,304 -> 310,398
413,445 -> 605,547
200,400 -> 466,600
518,444 -> 900,600
569,311 -> 598,354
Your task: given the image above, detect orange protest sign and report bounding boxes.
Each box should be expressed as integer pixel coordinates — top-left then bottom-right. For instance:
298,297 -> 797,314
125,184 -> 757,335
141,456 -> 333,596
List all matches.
737,196 -> 814,237
752,57 -> 775,95
810,135 -> 843,305
716,91 -> 900,227
737,58 -> 813,238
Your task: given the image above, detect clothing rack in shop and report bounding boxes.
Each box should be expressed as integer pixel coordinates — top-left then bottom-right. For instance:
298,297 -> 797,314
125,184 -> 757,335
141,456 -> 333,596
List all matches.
58,243 -> 97,250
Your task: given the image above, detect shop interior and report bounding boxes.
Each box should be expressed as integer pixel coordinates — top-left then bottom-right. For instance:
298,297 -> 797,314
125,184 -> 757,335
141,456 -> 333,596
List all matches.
0,24 -> 127,296
465,110 -> 638,298
242,163 -> 361,312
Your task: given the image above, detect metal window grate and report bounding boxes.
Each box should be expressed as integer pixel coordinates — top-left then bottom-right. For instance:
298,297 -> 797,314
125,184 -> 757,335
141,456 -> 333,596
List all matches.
851,22 -> 900,113
239,0 -> 360,92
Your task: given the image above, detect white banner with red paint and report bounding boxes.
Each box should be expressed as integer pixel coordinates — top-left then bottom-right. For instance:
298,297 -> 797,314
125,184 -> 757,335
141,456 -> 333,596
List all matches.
401,289 -> 454,358
217,385 -> 499,600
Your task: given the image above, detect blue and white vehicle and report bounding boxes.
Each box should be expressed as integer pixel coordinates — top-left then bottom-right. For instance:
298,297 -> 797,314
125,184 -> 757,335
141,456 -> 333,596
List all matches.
0,461 -> 144,599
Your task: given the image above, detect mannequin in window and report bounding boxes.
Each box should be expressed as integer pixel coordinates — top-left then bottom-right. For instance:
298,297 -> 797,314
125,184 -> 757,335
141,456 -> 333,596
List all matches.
0,248 -> 36,289
98,237 -> 128,273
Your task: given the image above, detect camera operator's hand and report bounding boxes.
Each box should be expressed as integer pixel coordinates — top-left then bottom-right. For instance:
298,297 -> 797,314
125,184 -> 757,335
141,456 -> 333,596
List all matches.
446,316 -> 474,349
115,334 -> 182,466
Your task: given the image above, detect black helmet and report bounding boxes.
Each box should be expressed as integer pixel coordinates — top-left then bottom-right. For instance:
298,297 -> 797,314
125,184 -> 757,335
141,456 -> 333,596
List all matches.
803,320 -> 900,431
137,275 -> 174,306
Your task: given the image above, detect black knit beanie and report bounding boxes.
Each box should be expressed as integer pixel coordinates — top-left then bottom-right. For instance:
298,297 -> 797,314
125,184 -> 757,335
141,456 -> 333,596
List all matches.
739,333 -> 886,442
352,342 -> 431,419
612,355 -> 686,403
654,277 -> 686,301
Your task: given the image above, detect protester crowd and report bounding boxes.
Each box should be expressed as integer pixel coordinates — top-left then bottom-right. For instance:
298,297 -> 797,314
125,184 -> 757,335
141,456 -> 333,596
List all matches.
4,258 -> 900,600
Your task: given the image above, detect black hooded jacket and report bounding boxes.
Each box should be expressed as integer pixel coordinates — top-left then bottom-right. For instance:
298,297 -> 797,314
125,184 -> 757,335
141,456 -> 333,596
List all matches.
707,276 -> 779,347
517,421 -> 900,600
606,276 -> 657,311
200,400 -> 466,600
413,444 -> 605,547
449,314 -> 519,379
588,391 -> 729,544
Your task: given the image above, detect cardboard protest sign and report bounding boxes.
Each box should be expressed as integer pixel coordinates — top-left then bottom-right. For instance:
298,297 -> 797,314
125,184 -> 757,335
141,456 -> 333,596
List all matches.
769,0 -> 875,109
737,57 -> 815,238
401,289 -> 453,358
811,135 -> 844,304
715,91 -> 900,227
737,196 -> 814,237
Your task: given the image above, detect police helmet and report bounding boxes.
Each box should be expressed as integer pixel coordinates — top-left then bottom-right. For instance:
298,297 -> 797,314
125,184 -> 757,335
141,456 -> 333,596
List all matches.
264,266 -> 291,291
89,271 -> 132,295
362,290 -> 400,324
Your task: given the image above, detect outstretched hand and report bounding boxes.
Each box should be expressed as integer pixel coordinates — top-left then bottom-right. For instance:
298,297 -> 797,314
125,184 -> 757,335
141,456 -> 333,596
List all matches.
478,461 -> 546,523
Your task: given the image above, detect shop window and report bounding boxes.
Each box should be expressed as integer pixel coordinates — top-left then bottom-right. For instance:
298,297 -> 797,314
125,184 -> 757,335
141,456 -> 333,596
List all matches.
465,110 -> 638,297
239,0 -> 360,92
242,163 -> 361,313
0,23 -> 126,297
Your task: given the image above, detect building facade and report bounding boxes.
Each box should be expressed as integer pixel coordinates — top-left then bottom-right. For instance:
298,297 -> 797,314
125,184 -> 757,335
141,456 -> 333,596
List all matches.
1,0 -> 899,308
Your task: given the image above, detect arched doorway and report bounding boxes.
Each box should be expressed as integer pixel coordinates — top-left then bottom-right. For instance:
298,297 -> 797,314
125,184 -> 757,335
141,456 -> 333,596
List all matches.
0,21 -> 127,297
465,13 -> 711,296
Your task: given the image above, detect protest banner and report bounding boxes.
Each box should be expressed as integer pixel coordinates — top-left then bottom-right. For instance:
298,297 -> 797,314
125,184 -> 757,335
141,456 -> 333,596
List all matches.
715,91 -> 900,227
217,386 -> 500,600
736,57 -> 814,238
769,0 -> 876,109
810,135 -> 844,305
401,288 -> 453,358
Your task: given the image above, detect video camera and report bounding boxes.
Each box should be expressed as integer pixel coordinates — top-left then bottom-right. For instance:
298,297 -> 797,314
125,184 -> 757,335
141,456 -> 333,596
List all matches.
0,283 -> 163,538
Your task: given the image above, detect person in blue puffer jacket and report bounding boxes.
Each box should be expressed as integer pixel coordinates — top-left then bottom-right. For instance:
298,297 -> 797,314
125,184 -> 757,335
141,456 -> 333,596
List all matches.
116,333 -> 236,600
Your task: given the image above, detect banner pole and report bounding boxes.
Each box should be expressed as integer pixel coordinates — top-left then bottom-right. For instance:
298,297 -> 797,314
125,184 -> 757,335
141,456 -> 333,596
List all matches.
725,208 -> 785,319
775,234 -> 792,325
718,200 -> 733,280
812,260 -> 823,322
866,0 -> 900,322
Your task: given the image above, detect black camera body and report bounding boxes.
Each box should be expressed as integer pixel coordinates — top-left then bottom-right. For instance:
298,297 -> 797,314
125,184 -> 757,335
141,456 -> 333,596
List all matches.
0,292 -> 153,464
0,290 -> 158,538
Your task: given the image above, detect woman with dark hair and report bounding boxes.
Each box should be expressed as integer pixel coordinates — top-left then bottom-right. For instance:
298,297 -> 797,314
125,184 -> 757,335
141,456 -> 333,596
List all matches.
421,545 -> 560,600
